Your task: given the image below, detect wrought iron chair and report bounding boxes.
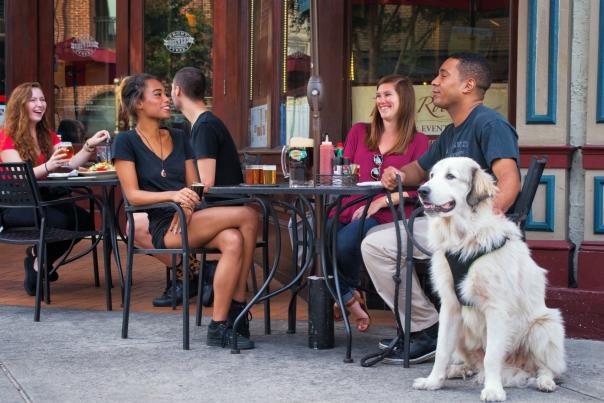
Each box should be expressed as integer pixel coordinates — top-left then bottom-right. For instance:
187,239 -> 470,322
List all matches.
507,156 -> 548,235
0,162 -> 104,321
121,199 -> 214,350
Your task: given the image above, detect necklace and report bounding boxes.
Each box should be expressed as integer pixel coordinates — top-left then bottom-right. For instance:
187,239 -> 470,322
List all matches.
136,127 -> 167,177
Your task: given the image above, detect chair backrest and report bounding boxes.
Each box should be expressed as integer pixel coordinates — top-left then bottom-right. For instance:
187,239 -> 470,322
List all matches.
507,156 -> 547,231
0,162 -> 42,209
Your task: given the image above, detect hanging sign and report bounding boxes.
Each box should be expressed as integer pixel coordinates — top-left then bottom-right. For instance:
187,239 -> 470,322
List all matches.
164,31 -> 195,54
71,37 -> 99,57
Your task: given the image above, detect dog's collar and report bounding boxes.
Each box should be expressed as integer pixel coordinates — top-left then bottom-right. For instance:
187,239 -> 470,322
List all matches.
445,236 -> 509,307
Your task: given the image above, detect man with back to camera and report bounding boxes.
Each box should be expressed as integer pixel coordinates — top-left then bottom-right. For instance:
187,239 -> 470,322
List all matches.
361,52 -> 521,364
132,67 -> 246,308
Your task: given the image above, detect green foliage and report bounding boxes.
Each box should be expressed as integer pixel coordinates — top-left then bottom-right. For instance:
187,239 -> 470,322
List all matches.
144,0 -> 213,93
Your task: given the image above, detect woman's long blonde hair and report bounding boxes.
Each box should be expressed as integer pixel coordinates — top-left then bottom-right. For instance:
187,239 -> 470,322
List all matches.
365,74 -> 417,155
2,82 -> 53,163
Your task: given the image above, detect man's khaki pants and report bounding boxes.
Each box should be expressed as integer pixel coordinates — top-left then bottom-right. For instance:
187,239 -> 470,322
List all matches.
361,218 -> 438,333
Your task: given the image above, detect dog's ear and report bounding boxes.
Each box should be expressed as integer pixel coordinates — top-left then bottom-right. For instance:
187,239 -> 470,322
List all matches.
466,167 -> 496,207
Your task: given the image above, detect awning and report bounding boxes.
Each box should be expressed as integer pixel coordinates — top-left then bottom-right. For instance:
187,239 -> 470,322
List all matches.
55,37 -> 116,64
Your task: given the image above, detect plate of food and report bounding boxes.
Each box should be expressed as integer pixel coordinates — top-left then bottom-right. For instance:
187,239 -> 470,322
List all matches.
78,161 -> 116,177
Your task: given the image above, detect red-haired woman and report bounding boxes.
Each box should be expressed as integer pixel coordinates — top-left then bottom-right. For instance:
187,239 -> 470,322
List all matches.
0,82 -> 109,295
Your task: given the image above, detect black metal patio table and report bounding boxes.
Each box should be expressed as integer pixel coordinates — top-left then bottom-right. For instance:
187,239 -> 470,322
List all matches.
37,176 -> 123,310
206,183 -> 384,360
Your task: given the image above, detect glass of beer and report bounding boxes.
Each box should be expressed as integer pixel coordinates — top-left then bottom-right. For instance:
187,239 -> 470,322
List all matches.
189,182 -> 204,201
57,141 -> 74,167
262,165 -> 277,185
280,137 -> 314,187
245,164 -> 263,185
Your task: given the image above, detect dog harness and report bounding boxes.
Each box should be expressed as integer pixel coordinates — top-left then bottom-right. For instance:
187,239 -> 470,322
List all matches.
445,237 -> 509,306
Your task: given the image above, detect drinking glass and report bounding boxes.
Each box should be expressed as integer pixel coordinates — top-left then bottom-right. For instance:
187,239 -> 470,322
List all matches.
57,141 -> 74,167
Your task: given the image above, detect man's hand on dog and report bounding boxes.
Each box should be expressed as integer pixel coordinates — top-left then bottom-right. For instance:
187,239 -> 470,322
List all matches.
381,166 -> 405,190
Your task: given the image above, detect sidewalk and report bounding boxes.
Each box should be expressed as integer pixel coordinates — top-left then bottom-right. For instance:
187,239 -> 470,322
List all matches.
0,305 -> 602,402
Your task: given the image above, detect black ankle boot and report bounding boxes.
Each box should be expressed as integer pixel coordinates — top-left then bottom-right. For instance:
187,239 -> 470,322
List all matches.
227,300 -> 251,339
152,275 -> 198,308
206,320 -> 254,350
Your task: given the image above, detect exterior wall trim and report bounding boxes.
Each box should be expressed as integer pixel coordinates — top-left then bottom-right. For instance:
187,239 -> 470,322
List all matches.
519,145 -> 576,168
595,177 -> 604,234
527,175 -> 555,232
598,0 -> 604,122
526,0 -> 559,124
582,145 -> 604,169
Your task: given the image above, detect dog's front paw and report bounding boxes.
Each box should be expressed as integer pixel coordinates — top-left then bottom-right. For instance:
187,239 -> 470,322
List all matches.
480,386 -> 506,401
535,376 -> 556,392
413,376 -> 443,390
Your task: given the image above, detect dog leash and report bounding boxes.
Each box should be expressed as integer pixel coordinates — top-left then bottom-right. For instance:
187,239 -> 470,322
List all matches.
361,174 -> 432,367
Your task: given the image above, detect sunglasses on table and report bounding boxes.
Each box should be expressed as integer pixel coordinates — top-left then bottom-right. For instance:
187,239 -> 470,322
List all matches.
370,153 -> 383,180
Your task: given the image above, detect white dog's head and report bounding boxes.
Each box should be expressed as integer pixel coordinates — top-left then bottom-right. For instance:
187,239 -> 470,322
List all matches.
418,157 -> 497,217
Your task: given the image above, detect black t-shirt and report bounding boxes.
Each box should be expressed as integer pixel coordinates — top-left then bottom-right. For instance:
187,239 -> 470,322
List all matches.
418,104 -> 519,175
190,111 -> 243,185
112,128 -> 194,229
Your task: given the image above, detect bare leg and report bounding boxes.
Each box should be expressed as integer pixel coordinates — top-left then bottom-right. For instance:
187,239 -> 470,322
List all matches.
230,206 -> 258,302
131,212 -> 172,266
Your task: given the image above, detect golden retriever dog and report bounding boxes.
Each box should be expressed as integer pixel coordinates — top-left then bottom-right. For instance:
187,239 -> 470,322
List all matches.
412,157 -> 565,402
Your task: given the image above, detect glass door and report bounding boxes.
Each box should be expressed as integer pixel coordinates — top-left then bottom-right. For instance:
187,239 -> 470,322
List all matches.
53,0 -> 117,142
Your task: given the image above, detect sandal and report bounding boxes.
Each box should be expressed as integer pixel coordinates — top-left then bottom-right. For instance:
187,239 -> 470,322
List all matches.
350,290 -> 371,332
333,290 -> 371,332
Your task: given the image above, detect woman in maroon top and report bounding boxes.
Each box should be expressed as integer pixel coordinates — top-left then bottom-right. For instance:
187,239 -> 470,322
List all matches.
331,75 -> 429,331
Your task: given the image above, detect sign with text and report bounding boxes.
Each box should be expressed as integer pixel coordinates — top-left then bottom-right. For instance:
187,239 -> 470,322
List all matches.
352,83 -> 508,136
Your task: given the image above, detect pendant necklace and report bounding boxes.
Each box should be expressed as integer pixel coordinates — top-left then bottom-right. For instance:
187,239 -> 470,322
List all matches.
136,127 -> 167,177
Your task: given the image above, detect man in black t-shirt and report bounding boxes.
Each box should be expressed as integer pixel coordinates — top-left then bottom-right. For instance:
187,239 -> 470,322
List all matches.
361,52 -> 521,365
171,67 -> 242,188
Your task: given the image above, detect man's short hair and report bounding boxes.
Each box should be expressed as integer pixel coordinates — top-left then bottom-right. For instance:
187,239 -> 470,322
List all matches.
449,52 -> 493,97
173,67 -> 206,101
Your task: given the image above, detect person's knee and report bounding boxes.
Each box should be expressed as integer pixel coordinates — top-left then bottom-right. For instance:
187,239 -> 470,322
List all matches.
130,213 -> 153,248
217,229 -> 244,255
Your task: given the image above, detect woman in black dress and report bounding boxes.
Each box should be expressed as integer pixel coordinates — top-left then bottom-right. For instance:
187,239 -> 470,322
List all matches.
113,74 -> 258,349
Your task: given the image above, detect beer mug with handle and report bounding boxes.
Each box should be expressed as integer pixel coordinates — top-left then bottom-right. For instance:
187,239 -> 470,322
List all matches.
281,137 -> 314,187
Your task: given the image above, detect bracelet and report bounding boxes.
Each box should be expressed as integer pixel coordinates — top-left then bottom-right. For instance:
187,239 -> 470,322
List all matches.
84,141 -> 95,152
181,205 -> 194,212
44,162 -> 49,174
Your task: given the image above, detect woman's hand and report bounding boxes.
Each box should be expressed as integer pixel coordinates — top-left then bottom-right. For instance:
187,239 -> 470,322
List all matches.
45,148 -> 70,172
168,206 -> 193,234
87,130 -> 110,147
171,187 -> 200,210
351,197 -> 386,221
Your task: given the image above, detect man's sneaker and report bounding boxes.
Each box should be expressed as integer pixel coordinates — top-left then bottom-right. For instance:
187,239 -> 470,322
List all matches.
206,321 -> 255,350
152,276 -> 198,307
227,300 -> 251,339
378,338 -> 400,351
383,323 -> 438,365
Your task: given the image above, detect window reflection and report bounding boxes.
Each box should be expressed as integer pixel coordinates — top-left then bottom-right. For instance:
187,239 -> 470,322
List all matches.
283,0 -> 311,145
144,0 -> 214,131
351,0 -> 510,135
53,0 -> 117,140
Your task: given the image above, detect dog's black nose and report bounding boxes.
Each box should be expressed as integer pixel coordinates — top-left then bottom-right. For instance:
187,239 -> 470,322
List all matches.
418,186 -> 430,198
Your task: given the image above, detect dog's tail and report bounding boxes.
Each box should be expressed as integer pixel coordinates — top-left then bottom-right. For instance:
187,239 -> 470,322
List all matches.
526,308 -> 567,376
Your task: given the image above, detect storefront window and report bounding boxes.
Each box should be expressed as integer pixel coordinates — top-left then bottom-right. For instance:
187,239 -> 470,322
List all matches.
54,0 -> 117,141
248,0 -> 274,148
144,0 -> 213,130
350,0 -> 510,135
282,0 -> 311,145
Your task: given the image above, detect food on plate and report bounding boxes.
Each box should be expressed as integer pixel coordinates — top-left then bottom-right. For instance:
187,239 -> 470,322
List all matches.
79,161 -> 115,172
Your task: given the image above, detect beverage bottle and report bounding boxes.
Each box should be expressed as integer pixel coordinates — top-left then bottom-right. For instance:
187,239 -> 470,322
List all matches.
319,134 -> 334,175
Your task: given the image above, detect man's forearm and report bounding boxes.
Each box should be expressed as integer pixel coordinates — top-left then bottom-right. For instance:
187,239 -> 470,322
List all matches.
400,160 -> 427,186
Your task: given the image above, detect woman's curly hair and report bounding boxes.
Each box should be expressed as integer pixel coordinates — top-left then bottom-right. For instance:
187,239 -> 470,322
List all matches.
3,82 -> 53,163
